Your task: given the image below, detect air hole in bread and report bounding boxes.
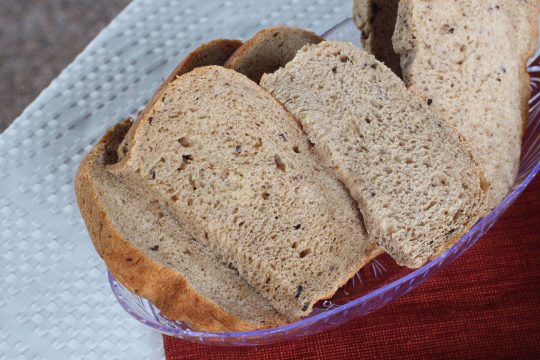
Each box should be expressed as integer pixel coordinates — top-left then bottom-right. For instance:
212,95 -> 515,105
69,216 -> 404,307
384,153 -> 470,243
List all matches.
177,162 -> 187,172
452,208 -> 463,221
178,137 -> 192,147
293,145 -> 300,153
262,191 -> 270,200
187,198 -> 193,206
189,176 -> 197,190
299,249 -> 311,258
291,242 -> 298,249
274,154 -> 286,172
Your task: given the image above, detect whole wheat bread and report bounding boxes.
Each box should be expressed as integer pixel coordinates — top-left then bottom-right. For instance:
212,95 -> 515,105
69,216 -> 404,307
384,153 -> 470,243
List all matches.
75,120 -> 286,332
109,66 -> 375,319
389,0 -> 539,209
224,26 -> 323,83
261,42 -> 488,268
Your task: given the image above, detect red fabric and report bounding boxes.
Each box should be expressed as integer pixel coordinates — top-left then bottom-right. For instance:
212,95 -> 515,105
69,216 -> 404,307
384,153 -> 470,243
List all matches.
164,175 -> 540,359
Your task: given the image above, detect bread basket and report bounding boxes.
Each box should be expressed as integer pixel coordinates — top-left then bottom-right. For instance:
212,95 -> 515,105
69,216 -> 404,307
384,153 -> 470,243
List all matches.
108,18 -> 540,346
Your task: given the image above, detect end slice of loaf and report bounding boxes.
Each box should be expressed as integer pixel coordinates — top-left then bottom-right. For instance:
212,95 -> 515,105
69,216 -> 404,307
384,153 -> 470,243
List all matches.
110,66 -> 374,319
224,26 -> 323,83
261,41 -> 488,268
353,0 -> 402,77
392,0 -> 539,209
75,120 -> 286,332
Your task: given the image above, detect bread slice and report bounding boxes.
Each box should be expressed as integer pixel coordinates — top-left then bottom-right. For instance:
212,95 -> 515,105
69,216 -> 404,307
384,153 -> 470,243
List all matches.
224,26 -> 323,83
109,65 -> 374,319
77,38 -> 288,332
392,0 -> 539,209
75,120 -> 286,332
353,0 -> 401,77
118,39 -> 241,159
261,42 -> 488,268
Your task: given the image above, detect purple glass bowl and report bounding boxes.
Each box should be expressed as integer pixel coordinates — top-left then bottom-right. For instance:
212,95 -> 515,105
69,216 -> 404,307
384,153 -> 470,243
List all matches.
108,18 -> 540,346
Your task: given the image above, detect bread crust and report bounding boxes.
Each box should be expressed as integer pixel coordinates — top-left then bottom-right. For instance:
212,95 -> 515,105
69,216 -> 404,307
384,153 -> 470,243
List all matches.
75,120 -> 285,332
224,26 -> 323,82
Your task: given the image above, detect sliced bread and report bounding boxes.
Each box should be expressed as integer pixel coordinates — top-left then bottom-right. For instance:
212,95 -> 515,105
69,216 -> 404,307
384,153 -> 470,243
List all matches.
353,0 -> 401,77
109,66 -> 375,319
391,0 -> 539,209
224,26 -> 323,83
261,42 -> 488,268
118,38 -> 242,160
75,120 -> 286,332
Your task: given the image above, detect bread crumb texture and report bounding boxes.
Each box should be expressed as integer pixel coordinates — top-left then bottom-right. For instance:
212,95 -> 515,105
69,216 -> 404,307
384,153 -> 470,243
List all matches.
261,41 -> 487,268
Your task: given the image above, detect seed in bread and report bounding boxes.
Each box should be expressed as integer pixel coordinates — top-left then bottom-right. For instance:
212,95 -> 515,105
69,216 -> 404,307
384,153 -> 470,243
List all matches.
261,41 -> 488,268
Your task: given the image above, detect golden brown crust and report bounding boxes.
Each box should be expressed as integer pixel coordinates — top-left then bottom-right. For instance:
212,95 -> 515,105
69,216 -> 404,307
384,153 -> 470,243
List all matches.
224,26 -> 323,82
75,121 -> 285,332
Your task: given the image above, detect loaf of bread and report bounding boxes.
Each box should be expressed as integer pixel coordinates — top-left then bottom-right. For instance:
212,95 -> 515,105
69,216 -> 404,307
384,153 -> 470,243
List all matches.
355,0 -> 539,209
75,120 -> 286,332
261,42 -> 488,268
225,26 -> 322,83
77,14 -> 533,328
109,65 -> 377,319
75,39 -> 304,332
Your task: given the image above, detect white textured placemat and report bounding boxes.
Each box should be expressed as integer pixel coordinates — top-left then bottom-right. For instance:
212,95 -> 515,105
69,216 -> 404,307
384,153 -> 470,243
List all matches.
0,0 -> 350,358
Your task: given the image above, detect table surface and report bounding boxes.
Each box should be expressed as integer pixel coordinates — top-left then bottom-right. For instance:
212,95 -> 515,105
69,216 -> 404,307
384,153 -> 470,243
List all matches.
0,1 -> 356,359
0,1 -> 130,133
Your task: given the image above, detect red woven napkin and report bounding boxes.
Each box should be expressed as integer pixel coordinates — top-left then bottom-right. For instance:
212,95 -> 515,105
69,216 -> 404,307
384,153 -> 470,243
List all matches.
164,175 -> 540,359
